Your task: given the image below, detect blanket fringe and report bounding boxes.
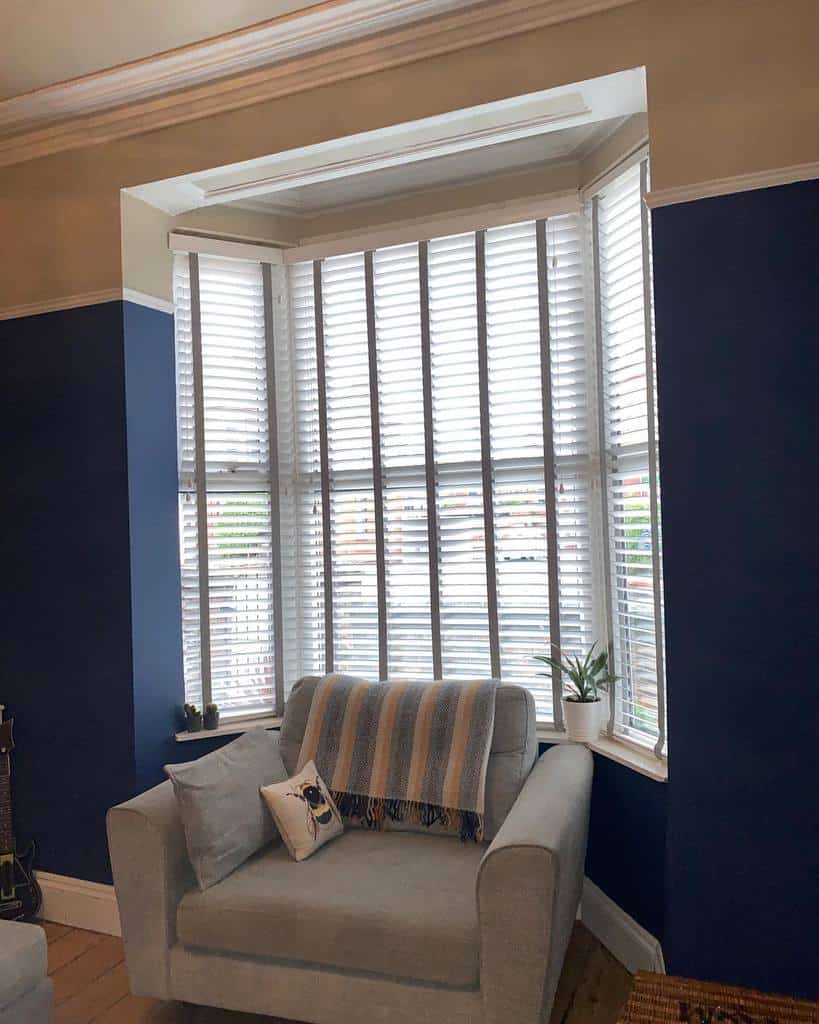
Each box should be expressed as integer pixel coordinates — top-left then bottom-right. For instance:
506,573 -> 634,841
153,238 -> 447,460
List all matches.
331,791 -> 483,842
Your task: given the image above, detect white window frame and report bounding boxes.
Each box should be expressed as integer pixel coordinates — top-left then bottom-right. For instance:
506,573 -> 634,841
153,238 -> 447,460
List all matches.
170,179 -> 668,780
584,147 -> 667,761
173,247 -> 286,721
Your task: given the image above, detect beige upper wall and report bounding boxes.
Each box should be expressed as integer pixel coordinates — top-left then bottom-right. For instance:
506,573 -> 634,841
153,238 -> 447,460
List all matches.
2,0 -> 817,310
121,195 -> 303,302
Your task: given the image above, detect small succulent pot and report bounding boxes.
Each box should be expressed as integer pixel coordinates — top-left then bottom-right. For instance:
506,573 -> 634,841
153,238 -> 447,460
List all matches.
184,704 -> 203,733
203,703 -> 220,730
562,697 -> 604,743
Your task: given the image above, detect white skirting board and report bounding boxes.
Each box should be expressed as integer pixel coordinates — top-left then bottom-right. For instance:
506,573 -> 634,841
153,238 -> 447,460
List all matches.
36,870 -> 664,974
36,871 -> 121,937
580,878 -> 665,974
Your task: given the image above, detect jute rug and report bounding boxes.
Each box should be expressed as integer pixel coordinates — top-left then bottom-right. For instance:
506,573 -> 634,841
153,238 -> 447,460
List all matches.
619,972 -> 818,1024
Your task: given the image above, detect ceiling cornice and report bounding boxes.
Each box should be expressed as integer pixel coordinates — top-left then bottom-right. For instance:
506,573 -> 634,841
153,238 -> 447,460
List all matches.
0,0 -> 638,169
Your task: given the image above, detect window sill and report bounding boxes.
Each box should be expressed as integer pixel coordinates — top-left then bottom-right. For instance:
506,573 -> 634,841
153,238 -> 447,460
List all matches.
174,717 -> 667,780
175,715 -> 282,742
536,726 -> 668,782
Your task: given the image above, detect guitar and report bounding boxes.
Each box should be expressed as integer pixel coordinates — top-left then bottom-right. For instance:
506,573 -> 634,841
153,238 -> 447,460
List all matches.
0,706 -> 41,921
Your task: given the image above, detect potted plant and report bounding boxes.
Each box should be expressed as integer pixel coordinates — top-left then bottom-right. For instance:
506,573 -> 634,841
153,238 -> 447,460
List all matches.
183,703 -> 203,733
534,643 -> 616,743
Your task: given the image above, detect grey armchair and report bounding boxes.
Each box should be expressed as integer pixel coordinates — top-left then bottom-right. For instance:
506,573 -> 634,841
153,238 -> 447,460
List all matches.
108,680 -> 593,1024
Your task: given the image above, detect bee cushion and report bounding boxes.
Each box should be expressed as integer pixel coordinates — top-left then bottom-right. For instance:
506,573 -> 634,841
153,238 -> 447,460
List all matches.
260,761 -> 343,862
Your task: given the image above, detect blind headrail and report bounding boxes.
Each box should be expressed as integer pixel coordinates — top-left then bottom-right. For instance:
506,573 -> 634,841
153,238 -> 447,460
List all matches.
168,231 -> 286,264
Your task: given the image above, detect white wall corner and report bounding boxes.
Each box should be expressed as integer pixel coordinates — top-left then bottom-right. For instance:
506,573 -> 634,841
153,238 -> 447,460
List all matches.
36,871 -> 121,937
580,877 -> 665,974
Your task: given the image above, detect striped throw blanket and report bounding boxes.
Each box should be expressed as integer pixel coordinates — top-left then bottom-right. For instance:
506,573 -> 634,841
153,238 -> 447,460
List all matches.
296,675 -> 498,841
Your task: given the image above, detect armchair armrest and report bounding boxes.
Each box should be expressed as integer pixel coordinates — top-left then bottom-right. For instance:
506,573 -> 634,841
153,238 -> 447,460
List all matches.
477,744 -> 593,1024
106,780 -> 193,999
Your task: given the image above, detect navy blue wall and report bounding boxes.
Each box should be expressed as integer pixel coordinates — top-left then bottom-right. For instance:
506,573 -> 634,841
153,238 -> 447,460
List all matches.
123,301 -> 189,790
653,179 -> 819,998
586,754 -> 668,943
540,743 -> 668,944
0,303 -> 135,883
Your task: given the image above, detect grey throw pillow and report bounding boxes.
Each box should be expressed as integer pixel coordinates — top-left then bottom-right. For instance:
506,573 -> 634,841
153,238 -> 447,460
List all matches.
165,728 -> 287,890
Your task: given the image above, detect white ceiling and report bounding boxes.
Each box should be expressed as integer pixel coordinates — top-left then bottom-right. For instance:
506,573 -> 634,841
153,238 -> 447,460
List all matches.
238,122 -> 615,214
130,68 -> 646,217
0,0 -> 324,100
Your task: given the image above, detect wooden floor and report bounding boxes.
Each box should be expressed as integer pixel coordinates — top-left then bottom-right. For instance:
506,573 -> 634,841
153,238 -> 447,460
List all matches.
41,919 -> 633,1024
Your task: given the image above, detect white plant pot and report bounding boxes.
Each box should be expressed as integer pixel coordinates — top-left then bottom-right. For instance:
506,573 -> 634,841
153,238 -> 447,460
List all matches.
562,698 -> 604,743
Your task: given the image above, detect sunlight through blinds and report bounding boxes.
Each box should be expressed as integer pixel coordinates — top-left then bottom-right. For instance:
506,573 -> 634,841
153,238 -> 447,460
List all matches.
174,253 -> 279,717
287,213 -> 597,724
173,194 -> 665,740
596,161 -> 666,750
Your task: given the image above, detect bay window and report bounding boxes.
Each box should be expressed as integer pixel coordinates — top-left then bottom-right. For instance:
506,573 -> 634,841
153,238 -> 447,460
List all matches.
174,156 -> 667,758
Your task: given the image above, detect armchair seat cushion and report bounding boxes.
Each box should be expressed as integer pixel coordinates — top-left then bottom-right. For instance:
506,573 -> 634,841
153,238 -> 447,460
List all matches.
176,829 -> 484,988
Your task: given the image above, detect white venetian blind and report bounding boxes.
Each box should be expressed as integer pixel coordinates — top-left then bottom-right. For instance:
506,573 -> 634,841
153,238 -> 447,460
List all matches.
372,242 -> 435,679
172,191 -> 665,748
321,253 -> 380,678
596,161 -> 666,750
287,260 -> 326,677
483,218 -> 595,719
547,216 -> 595,662
287,213 -> 594,724
484,222 -> 551,709
427,232 -> 491,678
174,252 -> 278,717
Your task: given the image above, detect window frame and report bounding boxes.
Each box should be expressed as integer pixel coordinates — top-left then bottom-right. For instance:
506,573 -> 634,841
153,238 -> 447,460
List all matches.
174,251 -> 285,719
171,164 -> 668,776
585,148 -> 667,759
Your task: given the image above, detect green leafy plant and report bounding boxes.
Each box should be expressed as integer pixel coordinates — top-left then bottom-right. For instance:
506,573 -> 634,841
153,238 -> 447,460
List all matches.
534,643 -> 616,703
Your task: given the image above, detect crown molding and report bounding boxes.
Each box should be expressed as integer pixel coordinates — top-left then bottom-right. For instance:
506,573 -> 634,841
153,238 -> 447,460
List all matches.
0,0 -> 477,138
0,0 -> 639,169
646,161 -> 819,208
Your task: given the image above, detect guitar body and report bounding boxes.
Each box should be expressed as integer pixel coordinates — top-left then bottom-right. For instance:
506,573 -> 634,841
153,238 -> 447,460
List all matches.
0,842 -> 41,921
0,711 -> 41,921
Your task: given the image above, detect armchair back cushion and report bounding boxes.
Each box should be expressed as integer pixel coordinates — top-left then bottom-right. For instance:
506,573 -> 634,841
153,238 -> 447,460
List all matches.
281,677 -> 537,841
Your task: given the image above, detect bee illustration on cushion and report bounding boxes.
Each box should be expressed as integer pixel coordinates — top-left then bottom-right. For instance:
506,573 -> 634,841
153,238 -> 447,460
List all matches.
288,778 -> 339,840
